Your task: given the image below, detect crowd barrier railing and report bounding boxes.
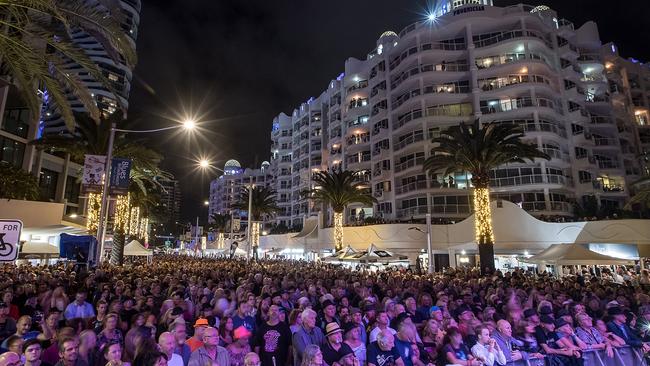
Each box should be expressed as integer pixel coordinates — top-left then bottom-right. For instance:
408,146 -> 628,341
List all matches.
507,346 -> 647,366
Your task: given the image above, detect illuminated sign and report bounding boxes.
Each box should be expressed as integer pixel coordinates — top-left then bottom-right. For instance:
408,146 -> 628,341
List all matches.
453,5 -> 485,16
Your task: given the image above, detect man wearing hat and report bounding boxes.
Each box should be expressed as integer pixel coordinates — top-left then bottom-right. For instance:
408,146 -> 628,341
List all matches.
523,309 -> 540,327
186,318 -> 209,352
318,299 -> 339,331
535,316 -> 578,361
607,307 -> 650,352
337,346 -> 360,366
322,322 -> 353,366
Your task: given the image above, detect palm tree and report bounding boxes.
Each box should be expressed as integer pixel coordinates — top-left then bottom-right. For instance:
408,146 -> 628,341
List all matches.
232,186 -> 280,258
303,168 -> 377,251
31,112 -> 173,195
0,162 -> 40,200
0,1 -> 137,130
625,176 -> 650,213
423,118 -> 549,274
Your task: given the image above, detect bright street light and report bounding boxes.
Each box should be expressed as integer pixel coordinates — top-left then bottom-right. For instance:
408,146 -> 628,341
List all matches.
182,119 -> 196,130
204,200 -> 209,206
199,159 -> 210,168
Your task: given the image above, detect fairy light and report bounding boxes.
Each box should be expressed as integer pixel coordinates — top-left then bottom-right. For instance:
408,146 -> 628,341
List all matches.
86,192 -> 102,231
218,232 -> 225,249
334,212 -> 344,251
129,206 -> 140,236
251,222 -> 260,247
473,187 -> 495,245
114,194 -> 130,231
139,217 -> 149,243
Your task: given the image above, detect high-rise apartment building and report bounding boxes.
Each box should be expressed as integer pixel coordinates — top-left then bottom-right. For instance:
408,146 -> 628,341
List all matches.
270,1 -> 647,227
41,0 -> 141,135
208,160 -> 273,220
160,179 -> 182,225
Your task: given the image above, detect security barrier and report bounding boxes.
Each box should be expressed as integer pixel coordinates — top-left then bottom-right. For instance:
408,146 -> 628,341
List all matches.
508,346 -> 647,366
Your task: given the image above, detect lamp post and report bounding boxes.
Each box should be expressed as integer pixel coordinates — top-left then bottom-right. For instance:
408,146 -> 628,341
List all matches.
408,213 -> 434,274
246,176 -> 254,260
94,119 -> 196,263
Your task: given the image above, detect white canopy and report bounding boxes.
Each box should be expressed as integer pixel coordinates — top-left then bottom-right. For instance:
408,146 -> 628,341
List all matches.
524,243 -> 633,265
342,244 -> 410,264
123,240 -> 152,257
322,245 -> 358,262
20,241 -> 59,255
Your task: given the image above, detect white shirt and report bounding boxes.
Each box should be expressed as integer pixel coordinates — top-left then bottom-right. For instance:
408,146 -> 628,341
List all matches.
167,353 -> 184,366
369,326 -> 396,343
471,342 -> 506,366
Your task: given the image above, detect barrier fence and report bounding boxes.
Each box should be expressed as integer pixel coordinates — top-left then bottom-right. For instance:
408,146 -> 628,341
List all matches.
508,346 -> 647,366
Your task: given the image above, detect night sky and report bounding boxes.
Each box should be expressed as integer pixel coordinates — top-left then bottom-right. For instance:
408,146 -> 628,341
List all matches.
127,0 -> 650,222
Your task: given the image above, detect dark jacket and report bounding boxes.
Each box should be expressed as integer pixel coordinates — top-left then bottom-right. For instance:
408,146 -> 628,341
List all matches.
607,321 -> 643,347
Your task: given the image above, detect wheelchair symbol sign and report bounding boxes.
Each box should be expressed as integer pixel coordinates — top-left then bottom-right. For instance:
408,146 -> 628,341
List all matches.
0,220 -> 22,262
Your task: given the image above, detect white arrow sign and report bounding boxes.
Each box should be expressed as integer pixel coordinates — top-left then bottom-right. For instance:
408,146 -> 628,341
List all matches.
0,219 -> 22,262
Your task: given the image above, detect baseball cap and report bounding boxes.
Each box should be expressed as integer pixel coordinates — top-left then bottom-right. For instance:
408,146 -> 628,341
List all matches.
523,309 -> 537,319
429,306 -> 441,314
194,318 -> 209,328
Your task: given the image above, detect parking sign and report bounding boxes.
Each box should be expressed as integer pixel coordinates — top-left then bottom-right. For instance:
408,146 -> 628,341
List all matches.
0,220 -> 22,262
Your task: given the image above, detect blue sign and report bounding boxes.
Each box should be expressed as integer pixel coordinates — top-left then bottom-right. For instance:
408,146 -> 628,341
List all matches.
109,158 -> 132,195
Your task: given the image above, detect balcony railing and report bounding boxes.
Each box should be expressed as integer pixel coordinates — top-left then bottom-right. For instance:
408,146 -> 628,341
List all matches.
393,133 -> 425,152
394,157 -> 425,173
395,181 -> 428,195
473,29 -> 551,49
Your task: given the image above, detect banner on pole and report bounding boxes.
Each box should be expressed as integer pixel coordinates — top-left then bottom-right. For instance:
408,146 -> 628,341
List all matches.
109,158 -> 132,195
81,155 -> 106,193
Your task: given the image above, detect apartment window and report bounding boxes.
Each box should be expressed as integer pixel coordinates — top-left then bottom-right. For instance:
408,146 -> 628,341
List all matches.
578,171 -> 592,183
0,136 -> 26,168
39,168 -> 59,201
2,108 -> 30,138
64,177 -> 81,204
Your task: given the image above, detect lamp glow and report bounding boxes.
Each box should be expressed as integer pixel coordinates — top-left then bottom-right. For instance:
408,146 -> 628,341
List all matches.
199,159 -> 210,168
474,187 -> 495,245
182,119 -> 196,130
333,212 -> 344,251
204,200 -> 209,206
427,13 -> 436,21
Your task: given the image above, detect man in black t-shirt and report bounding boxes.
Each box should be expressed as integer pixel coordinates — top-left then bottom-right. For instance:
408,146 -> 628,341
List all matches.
253,305 -> 292,366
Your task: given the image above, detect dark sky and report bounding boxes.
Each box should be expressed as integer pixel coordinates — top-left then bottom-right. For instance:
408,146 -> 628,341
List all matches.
127,0 -> 650,222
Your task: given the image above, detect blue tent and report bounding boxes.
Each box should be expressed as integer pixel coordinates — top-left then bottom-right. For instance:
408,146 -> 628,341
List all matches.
59,233 -> 95,262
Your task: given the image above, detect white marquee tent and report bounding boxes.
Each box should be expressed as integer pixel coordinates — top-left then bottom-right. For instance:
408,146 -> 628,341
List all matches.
524,243 -> 634,266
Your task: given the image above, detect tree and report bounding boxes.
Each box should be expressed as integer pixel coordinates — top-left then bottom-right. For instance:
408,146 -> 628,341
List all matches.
625,176 -> 650,215
0,0 -> 136,130
31,112 -> 173,195
423,119 -> 549,274
0,162 -> 39,200
303,168 -> 377,251
209,213 -> 230,233
232,186 -> 280,258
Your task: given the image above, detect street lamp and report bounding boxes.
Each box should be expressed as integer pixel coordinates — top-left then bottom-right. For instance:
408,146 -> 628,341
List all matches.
408,213 -> 434,274
94,119 -> 196,263
199,159 -> 210,168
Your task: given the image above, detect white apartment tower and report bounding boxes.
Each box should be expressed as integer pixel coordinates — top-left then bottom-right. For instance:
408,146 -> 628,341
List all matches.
270,1 -> 646,226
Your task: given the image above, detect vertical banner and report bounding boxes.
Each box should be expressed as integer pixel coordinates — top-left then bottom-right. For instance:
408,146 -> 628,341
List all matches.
81,155 -> 106,193
109,158 -> 132,195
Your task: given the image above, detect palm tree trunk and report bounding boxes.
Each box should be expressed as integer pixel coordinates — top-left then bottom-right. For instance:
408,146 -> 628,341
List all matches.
110,229 -> 125,266
473,184 -> 495,274
333,211 -> 344,251
251,222 -> 260,261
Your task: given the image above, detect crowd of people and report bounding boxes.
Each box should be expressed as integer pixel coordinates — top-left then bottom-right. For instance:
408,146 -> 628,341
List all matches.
0,256 -> 648,366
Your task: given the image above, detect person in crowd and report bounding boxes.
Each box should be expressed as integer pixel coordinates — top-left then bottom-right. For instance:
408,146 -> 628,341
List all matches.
299,344 -> 324,366
253,304 -> 291,366
535,316 -> 580,365
77,330 -> 98,366
4,336 -> 23,357
318,300 -> 339,330
188,326 -> 229,366
243,352 -> 261,366
606,307 -> 650,352
554,319 -> 586,365
0,302 -> 17,343
514,320 -> 540,353
367,329 -> 404,366
55,336 -> 85,366
575,313 -> 614,357
228,326 -> 252,366
219,316 -> 235,347
63,291 -> 95,321
321,322 -> 352,366
440,326 -> 480,366
158,332 -> 184,366
186,318 -> 208,352
493,319 -> 537,362
292,309 -> 325,366
132,349 -> 167,366
103,342 -> 129,366
342,322 -> 365,366
23,339 -> 50,366
97,313 -> 123,351
0,352 -> 20,366
169,320 -> 191,366
471,325 -> 506,366
369,311 -> 396,343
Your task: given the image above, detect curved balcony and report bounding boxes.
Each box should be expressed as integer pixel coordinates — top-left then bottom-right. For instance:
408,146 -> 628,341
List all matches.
395,180 -> 428,195
394,157 -> 425,174
389,40 -> 466,72
390,62 -> 469,90
477,74 -> 554,94
473,29 -> 552,49
391,83 -> 470,111
489,174 -> 569,189
393,133 -> 425,153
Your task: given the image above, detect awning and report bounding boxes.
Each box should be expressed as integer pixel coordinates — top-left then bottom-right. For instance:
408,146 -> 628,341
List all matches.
292,217 -> 318,239
123,240 -> 152,257
20,241 -> 59,255
524,243 -> 633,265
